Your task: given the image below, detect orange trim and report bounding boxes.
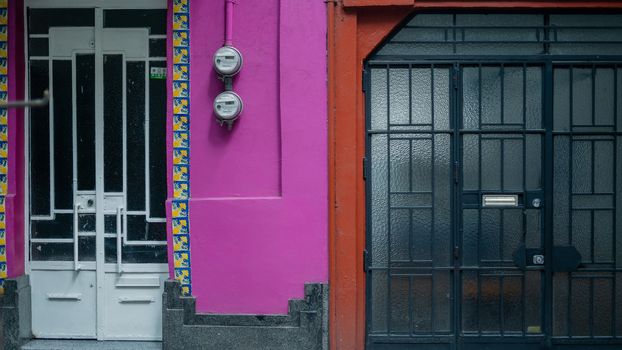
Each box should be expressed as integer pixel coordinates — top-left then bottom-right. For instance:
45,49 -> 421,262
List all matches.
328,2 -> 622,350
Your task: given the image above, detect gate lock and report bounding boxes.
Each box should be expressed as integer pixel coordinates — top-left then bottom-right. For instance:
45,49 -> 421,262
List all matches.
513,245 -> 582,272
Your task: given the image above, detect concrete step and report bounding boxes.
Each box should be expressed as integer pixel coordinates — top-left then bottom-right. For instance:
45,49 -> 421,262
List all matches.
21,340 -> 161,350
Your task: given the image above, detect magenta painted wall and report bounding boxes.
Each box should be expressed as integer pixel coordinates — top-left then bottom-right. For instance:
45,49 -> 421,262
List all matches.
185,0 -> 328,314
7,0 -> 25,279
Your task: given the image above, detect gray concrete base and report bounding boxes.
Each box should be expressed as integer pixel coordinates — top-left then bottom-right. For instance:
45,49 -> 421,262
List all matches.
21,340 -> 161,350
0,276 -> 32,350
162,280 -> 329,350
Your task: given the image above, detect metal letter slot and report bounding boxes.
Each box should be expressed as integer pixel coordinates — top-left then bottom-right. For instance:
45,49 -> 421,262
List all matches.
482,194 -> 519,207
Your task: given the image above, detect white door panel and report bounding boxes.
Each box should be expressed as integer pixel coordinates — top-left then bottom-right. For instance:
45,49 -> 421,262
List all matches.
31,270 -> 97,338
103,273 -> 167,340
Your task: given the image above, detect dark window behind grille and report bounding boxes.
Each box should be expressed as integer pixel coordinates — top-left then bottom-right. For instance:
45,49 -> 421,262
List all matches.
366,13 -> 622,350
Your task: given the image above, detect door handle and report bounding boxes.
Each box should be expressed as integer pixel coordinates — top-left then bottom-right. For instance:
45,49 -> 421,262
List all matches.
117,206 -> 124,273
73,203 -> 81,271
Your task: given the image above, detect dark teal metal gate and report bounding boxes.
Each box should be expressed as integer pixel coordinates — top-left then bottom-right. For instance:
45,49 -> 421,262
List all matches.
365,13 -> 622,350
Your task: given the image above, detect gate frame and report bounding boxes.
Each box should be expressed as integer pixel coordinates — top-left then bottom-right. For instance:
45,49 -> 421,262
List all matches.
328,2 -> 622,350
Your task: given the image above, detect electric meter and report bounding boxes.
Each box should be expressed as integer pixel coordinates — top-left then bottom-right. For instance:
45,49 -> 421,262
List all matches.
213,46 -> 243,76
214,91 -> 243,129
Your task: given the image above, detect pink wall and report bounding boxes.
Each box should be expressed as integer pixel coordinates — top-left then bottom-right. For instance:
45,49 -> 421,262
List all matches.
7,0 -> 25,279
186,0 -> 328,314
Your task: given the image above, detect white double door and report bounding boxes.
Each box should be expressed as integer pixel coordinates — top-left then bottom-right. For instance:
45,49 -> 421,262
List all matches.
28,8 -> 168,341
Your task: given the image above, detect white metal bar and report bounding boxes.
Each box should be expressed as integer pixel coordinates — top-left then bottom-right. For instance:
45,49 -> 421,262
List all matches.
71,54 -> 79,270
30,238 -> 74,243
145,58 -> 150,219
103,263 -> 168,273
73,203 -> 81,271
24,1 -> 31,274
124,240 -> 167,246
148,35 -> 167,39
48,58 -> 55,218
94,8 -> 105,340
125,58 -> 166,62
116,206 -> 123,273
146,218 -> 166,223
122,53 -> 128,249
30,261 -> 97,271
28,34 -> 49,38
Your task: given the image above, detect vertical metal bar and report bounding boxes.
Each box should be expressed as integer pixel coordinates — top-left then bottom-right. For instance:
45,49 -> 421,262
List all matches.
613,65 -> 618,338
408,64 -> 412,125
591,64 -> 596,126
386,66 -> 392,335
122,55 -> 128,227
73,203 -> 80,271
501,64 -> 505,125
408,275 -> 413,335
591,207 -> 595,264
49,58 -> 55,219
94,9 -> 105,340
543,15 -> 550,55
431,65 -> 435,128
116,206 -> 123,273
145,59 -> 151,219
452,15 -> 457,55
453,63 -> 461,345
567,65 -> 575,337
430,65 -> 436,334
477,63 -> 483,336
521,63 -> 527,336
544,61 -> 555,345
589,277 -> 594,338
71,54 -> 79,272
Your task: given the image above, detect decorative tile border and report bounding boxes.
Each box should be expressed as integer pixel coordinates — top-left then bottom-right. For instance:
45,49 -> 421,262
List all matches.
172,0 -> 191,296
0,0 -> 7,296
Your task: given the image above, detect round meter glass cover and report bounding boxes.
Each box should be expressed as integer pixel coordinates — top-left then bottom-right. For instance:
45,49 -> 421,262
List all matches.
214,91 -> 243,120
213,46 -> 243,76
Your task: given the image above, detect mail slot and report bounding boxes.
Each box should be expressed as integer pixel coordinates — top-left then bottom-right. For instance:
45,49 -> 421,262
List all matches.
482,194 -> 519,207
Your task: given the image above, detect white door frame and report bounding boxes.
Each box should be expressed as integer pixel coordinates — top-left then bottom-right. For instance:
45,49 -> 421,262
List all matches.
23,0 -> 167,280
24,2 -> 169,340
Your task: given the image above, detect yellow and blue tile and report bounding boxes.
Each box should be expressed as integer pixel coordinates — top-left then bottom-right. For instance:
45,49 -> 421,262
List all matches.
173,64 -> 189,81
174,251 -> 190,268
172,200 -> 188,218
173,114 -> 189,131
0,1 -> 6,295
173,0 -> 191,296
173,165 -> 189,182
173,81 -> 189,98
173,234 -> 189,251
172,218 -> 189,235
173,131 -> 189,148
173,148 -> 189,165
173,182 -> 189,199
173,31 -> 189,48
